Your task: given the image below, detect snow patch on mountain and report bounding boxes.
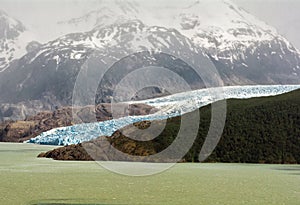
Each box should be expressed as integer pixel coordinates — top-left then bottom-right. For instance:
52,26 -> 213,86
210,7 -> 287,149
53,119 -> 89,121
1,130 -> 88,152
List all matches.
27,20 -> 200,65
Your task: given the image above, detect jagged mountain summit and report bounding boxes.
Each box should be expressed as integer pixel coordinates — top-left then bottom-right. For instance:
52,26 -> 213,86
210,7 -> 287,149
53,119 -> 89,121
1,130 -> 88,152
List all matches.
0,10 -> 36,72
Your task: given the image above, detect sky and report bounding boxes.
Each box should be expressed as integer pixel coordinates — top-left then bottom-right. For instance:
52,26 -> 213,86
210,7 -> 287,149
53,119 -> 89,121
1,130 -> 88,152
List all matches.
1,0 -> 300,49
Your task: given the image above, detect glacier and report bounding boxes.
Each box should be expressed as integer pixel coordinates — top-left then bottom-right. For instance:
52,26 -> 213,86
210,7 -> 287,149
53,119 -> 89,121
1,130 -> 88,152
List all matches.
27,85 -> 300,145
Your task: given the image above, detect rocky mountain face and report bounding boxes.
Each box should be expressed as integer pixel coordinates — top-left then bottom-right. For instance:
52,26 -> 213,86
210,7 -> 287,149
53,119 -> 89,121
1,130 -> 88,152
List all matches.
0,0 -> 300,121
0,20 -> 207,106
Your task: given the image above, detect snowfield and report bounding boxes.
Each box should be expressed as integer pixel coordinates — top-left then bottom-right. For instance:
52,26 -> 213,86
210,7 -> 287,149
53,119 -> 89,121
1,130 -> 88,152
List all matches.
27,85 -> 300,145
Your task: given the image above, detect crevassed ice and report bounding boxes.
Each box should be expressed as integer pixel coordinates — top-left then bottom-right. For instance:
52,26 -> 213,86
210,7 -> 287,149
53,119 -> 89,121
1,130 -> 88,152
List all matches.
27,85 -> 300,145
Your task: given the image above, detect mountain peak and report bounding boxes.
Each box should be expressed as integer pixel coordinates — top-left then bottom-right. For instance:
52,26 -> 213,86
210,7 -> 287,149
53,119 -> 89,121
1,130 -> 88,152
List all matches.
58,0 -> 280,44
0,10 -> 35,72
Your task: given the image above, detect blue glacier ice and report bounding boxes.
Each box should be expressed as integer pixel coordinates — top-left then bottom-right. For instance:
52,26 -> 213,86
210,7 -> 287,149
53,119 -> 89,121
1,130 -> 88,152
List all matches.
27,85 -> 300,145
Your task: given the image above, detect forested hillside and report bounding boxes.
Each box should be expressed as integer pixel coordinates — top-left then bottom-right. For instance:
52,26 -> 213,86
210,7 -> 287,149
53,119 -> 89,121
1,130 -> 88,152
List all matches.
39,89 -> 300,164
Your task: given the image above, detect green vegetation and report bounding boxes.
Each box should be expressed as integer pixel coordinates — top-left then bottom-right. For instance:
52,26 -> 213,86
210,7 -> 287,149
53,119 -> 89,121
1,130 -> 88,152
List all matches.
39,89 -> 300,164
188,89 -> 300,163
109,89 -> 300,163
1,143 -> 300,205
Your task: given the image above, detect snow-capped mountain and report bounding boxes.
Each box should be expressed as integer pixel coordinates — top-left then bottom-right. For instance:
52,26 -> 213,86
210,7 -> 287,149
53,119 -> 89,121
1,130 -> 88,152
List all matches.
0,10 -> 36,72
1,0 -> 300,121
60,0 -> 300,80
0,20 -> 207,105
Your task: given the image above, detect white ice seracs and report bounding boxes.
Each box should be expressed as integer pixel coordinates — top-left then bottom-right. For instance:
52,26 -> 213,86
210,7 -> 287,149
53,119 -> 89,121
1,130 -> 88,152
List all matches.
27,85 -> 300,146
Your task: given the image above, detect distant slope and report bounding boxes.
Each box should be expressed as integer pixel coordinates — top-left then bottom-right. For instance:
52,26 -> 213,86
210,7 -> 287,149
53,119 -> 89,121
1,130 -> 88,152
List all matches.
39,89 -> 300,164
